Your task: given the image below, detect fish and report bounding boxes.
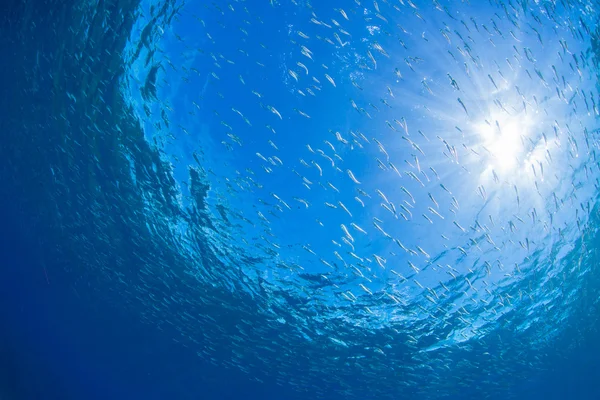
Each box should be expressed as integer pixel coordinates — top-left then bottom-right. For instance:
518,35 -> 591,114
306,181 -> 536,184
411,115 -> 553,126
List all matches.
325,74 -> 336,87
347,169 -> 361,184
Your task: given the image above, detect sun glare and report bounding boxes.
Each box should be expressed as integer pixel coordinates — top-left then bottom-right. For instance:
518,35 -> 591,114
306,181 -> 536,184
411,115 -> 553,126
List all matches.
475,111 -> 535,172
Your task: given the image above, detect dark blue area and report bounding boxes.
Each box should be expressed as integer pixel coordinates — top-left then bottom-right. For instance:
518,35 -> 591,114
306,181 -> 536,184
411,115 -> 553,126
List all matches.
0,203 -> 300,400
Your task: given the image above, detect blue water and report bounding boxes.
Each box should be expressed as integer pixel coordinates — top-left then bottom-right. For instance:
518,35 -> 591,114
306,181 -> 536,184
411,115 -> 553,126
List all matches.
1,0 -> 600,399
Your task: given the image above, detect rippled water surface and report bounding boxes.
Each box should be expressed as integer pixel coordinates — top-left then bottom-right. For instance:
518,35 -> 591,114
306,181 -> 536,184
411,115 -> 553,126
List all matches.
1,0 -> 600,399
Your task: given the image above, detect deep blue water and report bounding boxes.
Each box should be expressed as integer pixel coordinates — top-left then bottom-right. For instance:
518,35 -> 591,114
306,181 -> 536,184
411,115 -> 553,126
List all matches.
2,0 -> 600,399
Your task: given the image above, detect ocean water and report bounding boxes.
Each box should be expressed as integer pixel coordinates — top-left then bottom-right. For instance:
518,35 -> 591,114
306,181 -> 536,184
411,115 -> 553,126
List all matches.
1,0 -> 600,399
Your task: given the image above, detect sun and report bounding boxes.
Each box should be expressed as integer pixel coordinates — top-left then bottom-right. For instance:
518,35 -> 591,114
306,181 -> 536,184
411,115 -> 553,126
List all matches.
474,110 -> 535,173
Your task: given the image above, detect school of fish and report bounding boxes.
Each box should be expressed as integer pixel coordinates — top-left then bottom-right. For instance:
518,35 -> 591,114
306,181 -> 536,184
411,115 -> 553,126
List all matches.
120,0 -> 600,398
6,0 -> 600,398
